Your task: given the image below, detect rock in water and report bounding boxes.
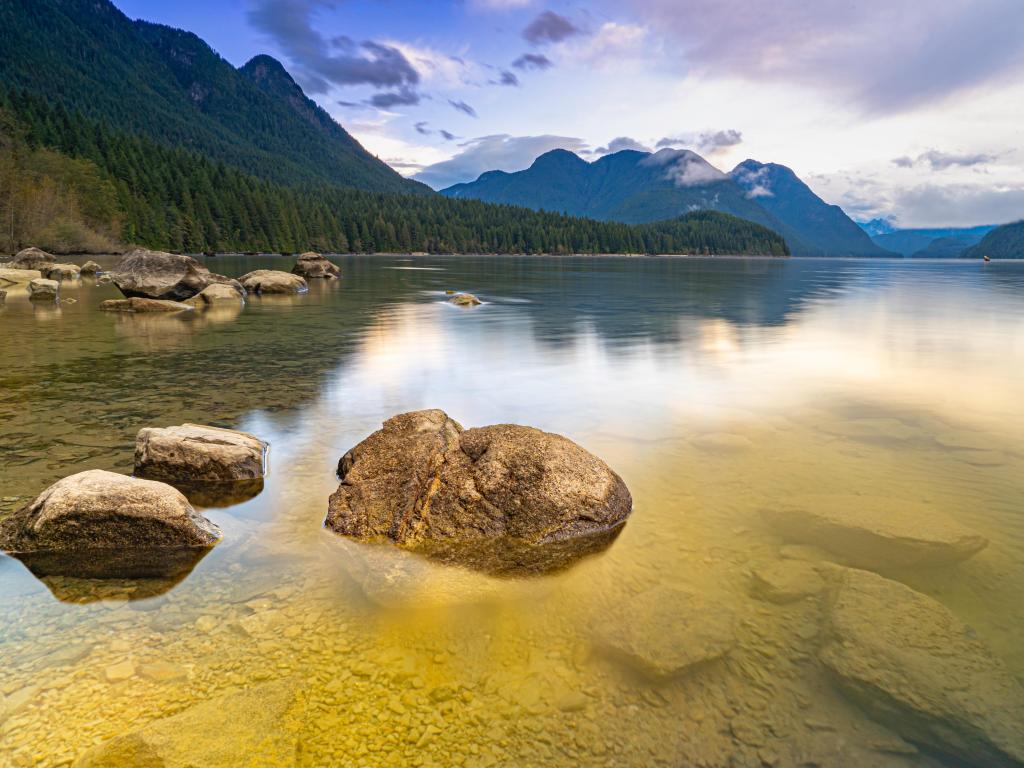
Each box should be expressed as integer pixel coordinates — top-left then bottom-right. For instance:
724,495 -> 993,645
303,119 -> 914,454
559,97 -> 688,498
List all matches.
80,260 -> 103,275
135,424 -> 268,483
73,679 -> 299,768
749,560 -> 827,604
449,292 -> 482,306
187,282 -> 246,304
0,470 -> 220,555
326,410 -> 631,572
0,267 -> 42,284
593,586 -> 736,678
109,249 -> 240,301
0,289 -> 5,305
291,251 -> 341,279
819,568 -> 1024,767
99,297 -> 194,313
10,246 -> 56,270
27,278 -> 59,301
42,263 -> 81,281
239,269 -> 308,294
761,494 -> 987,571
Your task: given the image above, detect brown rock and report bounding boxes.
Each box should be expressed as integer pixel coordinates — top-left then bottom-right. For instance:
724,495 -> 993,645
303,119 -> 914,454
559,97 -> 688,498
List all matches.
109,249 -> 240,301
239,269 -> 308,295
99,297 -> 194,313
42,263 -> 82,281
326,410 -> 631,571
187,283 -> 246,305
0,267 -> 42,284
10,246 -> 56,270
750,560 -> 826,604
80,260 -> 103,275
819,567 -> 1024,767
449,292 -> 482,306
134,424 -> 268,483
762,494 -> 987,571
291,251 -> 340,279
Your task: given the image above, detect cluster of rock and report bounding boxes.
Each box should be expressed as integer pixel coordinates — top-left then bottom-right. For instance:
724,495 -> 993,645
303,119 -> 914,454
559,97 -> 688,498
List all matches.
0,247 -> 104,303
0,423 -> 269,583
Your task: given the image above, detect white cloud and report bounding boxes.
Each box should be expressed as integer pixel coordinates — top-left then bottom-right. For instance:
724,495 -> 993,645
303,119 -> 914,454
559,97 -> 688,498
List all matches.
642,148 -> 727,187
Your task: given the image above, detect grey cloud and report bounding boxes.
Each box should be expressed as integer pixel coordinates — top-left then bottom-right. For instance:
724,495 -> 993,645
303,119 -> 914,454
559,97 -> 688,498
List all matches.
414,121 -> 431,135
594,136 -> 652,155
656,129 -> 743,155
892,183 -> 1024,227
449,99 -> 479,118
440,130 -> 458,141
893,150 -> 997,170
631,0 -> 1024,112
413,134 -> 589,189
523,10 -> 581,45
249,0 -> 419,95
497,70 -> 520,86
512,53 -> 554,70
367,87 -> 421,108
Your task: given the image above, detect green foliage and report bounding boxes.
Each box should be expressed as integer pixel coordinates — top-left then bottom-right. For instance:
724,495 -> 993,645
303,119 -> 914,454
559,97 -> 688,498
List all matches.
1,90 -> 789,257
964,221 -> 1024,260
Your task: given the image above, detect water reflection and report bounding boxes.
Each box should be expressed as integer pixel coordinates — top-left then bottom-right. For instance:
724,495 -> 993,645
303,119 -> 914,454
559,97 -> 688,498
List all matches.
1,256 -> 1023,767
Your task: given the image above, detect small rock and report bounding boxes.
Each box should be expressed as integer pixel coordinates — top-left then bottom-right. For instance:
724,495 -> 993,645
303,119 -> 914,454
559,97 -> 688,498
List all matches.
449,292 -> 482,306
98,297 -> 194,313
239,270 -> 308,295
195,615 -> 219,633
0,267 -> 43,284
186,282 -> 246,305
291,251 -> 341,279
139,662 -> 187,683
104,660 -> 136,683
27,278 -> 59,301
80,260 -> 103,275
134,423 -> 268,483
42,263 -> 81,281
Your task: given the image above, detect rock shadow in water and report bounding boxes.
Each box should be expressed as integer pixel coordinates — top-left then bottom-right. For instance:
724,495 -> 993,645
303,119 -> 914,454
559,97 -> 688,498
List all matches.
165,478 -> 266,510
11,546 -> 212,603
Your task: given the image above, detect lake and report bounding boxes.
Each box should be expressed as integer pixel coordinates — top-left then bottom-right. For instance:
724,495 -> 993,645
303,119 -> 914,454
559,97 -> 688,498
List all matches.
1,255 -> 1023,767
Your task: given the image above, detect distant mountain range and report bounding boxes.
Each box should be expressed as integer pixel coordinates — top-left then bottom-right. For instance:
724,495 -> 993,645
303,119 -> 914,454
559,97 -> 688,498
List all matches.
442,149 -> 890,257
864,225 -> 997,258
0,0 -> 427,195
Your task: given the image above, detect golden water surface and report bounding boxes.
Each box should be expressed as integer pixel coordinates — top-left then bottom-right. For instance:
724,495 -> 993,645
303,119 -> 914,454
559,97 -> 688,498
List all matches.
1,255 -> 1022,767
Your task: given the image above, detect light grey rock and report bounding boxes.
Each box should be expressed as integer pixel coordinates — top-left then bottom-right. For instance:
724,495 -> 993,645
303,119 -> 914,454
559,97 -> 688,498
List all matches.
27,278 -> 59,301
187,282 -> 246,305
291,251 -> 340,279
109,249 -> 240,301
10,246 -> 56,270
0,267 -> 42,284
134,423 -> 268,483
239,269 -> 308,295
42,263 -> 81,281
819,568 -> 1024,767
762,494 -> 988,571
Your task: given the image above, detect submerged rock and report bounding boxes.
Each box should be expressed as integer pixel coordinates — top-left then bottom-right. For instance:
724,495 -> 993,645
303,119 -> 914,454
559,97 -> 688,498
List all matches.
10,246 -> 56,270
750,560 -> 827,604
135,423 -> 268,484
42,262 -> 82,281
99,297 -> 194,313
326,409 -> 631,573
291,251 -> 340,279
593,586 -> 736,678
449,292 -> 482,306
74,678 -> 299,768
79,260 -> 103,275
28,278 -> 59,301
239,269 -> 308,295
0,289 -> 5,305
762,494 -> 987,571
0,469 -> 220,555
109,249 -> 239,301
819,567 -> 1024,767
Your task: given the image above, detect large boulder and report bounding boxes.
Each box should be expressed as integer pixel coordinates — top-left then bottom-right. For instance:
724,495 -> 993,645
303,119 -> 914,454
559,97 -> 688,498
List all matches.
109,249 -> 239,301
239,269 -> 308,295
42,263 -> 82,281
99,297 -> 194,313
187,282 -> 246,305
326,410 -> 632,571
27,278 -> 59,301
10,246 -> 56,270
74,679 -> 299,768
135,424 -> 268,483
0,470 -> 220,556
291,251 -> 340,279
762,494 -> 988,571
819,567 -> 1024,767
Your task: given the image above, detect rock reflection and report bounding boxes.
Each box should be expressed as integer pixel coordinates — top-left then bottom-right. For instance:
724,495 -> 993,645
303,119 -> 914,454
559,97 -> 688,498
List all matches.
11,546 -> 212,603
172,478 -> 265,509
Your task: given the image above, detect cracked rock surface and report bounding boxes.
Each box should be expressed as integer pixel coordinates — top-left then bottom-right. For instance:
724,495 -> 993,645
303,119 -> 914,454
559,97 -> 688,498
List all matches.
325,410 -> 632,572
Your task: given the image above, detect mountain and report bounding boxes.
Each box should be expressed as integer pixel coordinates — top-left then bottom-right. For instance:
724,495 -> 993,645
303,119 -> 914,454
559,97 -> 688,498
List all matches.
731,161 -> 889,257
857,218 -> 898,237
963,221 -> 1024,259
442,149 -> 883,256
871,226 -> 996,257
0,0 -> 426,194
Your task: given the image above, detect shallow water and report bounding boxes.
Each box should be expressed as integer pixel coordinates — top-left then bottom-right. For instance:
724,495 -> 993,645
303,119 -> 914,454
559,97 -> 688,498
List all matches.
1,255 -> 1023,767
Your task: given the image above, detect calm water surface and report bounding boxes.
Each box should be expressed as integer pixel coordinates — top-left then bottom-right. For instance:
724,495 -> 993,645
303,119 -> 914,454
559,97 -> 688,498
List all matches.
1,256 -> 1023,766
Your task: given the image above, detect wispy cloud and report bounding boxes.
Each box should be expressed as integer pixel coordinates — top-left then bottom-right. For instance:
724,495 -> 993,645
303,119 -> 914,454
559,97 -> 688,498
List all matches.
657,129 -> 743,156
512,53 -> 553,71
523,11 -> 580,45
593,136 -> 651,155
892,150 -> 996,170
449,99 -> 479,118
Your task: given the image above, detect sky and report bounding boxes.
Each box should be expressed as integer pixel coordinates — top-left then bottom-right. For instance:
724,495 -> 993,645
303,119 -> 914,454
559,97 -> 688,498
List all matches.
116,0 -> 1024,228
